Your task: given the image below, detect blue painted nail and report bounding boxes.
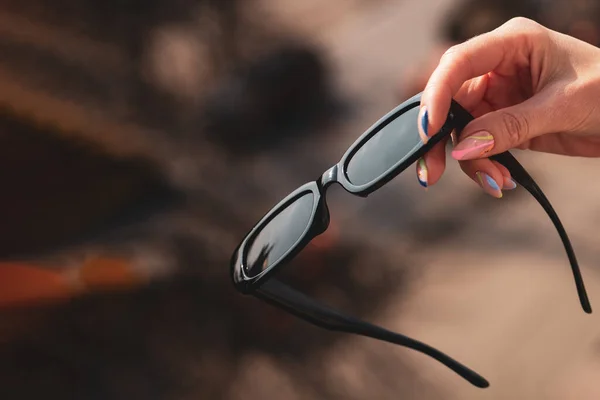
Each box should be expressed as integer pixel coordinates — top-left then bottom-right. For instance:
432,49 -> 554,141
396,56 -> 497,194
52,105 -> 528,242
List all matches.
421,108 -> 429,137
484,174 -> 500,190
475,171 -> 502,198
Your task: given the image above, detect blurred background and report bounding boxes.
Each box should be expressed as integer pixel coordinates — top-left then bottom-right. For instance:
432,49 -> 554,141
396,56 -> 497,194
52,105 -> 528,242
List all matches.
0,0 -> 600,399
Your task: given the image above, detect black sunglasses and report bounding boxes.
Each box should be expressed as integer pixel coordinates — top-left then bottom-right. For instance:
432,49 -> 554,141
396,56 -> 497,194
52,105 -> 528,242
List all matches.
230,91 -> 592,388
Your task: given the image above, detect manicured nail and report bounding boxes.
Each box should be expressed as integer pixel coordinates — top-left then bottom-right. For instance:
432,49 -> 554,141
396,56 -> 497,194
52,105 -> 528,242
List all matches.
475,171 -> 502,198
416,158 -> 428,188
450,130 -> 458,147
418,107 -> 429,143
503,177 -> 517,190
451,132 -> 494,160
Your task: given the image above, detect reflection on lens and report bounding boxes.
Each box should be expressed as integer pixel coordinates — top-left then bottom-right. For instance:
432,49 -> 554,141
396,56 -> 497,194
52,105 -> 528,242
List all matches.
246,192 -> 315,277
346,105 -> 421,186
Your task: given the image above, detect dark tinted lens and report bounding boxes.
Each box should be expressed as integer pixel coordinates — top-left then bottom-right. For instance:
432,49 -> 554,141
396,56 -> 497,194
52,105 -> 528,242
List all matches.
246,192 -> 315,277
345,105 -> 421,186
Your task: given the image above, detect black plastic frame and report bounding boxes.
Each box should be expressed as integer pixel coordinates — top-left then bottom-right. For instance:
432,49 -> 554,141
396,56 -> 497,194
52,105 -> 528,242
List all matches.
230,91 -> 591,389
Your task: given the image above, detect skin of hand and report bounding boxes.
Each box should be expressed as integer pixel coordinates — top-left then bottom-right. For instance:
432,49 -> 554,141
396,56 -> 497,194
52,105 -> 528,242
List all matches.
415,17 -> 600,198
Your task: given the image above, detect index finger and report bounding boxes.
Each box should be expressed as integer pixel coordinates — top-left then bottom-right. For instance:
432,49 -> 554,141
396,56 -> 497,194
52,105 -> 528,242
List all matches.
419,18 -> 542,136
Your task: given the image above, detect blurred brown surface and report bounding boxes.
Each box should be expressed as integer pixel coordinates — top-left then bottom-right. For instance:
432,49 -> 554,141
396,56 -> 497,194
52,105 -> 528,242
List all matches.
0,0 -> 599,399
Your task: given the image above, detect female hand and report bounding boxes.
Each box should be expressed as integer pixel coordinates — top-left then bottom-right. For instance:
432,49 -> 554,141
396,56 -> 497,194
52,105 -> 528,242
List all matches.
416,17 -> 600,198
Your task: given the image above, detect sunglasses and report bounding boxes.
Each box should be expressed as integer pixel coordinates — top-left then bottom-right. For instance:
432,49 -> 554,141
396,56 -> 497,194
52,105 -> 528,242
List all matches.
230,91 -> 592,388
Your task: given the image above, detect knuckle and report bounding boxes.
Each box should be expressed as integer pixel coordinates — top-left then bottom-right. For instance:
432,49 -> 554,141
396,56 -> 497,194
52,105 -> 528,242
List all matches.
504,17 -> 549,42
499,111 -> 528,146
505,17 -> 537,31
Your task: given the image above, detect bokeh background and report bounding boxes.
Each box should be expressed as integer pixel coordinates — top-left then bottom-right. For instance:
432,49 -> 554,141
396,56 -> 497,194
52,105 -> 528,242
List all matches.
0,0 -> 600,399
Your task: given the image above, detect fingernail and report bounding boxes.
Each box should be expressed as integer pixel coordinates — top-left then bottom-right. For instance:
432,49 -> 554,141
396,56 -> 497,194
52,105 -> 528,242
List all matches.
451,132 -> 495,160
416,157 -> 428,188
475,171 -> 502,198
503,177 -> 517,190
418,107 -> 429,143
450,130 -> 458,147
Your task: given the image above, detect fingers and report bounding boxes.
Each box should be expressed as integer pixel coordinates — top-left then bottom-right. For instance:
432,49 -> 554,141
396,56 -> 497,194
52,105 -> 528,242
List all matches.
451,90 -> 563,160
415,136 -> 518,197
419,17 -> 550,139
459,158 -> 517,198
415,17 -> 552,191
416,76 -> 492,189
415,143 -> 518,197
416,138 -> 448,188
420,31 -> 507,136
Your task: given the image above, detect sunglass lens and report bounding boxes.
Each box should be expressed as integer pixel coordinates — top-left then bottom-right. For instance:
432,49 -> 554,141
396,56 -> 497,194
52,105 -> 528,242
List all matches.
345,105 -> 421,186
246,192 -> 315,277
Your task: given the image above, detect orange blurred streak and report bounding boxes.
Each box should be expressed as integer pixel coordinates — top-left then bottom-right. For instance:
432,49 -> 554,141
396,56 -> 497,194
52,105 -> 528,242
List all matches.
79,257 -> 142,290
0,263 -> 73,308
0,257 -> 142,309
0,223 -> 339,309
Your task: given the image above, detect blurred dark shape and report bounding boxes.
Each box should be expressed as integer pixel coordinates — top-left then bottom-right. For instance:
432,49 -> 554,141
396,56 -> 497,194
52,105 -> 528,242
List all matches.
0,0 -> 339,159
0,0 -> 199,131
2,0 -> 219,54
202,42 -> 336,157
0,0 -> 343,264
0,1 -> 418,398
442,0 -> 600,45
0,238 -> 412,400
534,0 -> 600,46
0,109 -> 183,260
441,0 -> 538,43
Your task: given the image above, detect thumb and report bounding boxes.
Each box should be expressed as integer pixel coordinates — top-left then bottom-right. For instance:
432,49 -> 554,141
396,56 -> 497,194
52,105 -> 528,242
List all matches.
451,94 -> 559,160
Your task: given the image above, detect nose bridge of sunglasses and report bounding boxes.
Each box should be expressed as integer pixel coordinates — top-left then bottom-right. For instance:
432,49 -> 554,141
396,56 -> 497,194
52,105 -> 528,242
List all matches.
319,164 -> 339,189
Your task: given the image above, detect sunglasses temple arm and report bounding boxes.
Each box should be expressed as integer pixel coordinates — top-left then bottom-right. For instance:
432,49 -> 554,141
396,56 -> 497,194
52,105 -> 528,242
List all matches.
255,279 -> 490,388
449,99 -> 591,313
491,152 -> 592,313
